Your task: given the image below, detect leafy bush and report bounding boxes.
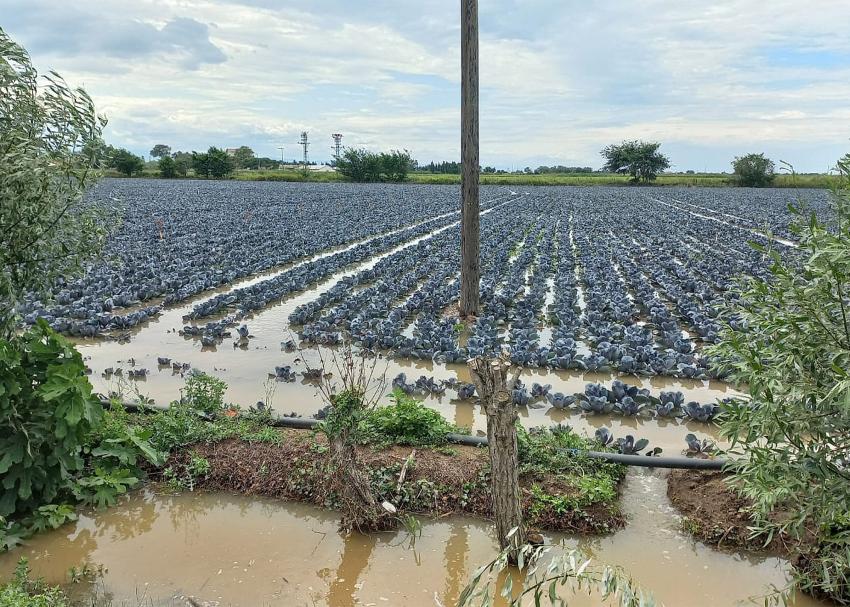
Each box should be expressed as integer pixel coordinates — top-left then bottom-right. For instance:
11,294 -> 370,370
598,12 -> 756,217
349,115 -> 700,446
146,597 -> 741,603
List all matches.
731,153 -> 775,187
335,148 -> 413,182
183,372 -> 228,414
361,390 -> 455,446
0,321 -> 103,518
708,156 -> 850,604
0,559 -> 68,606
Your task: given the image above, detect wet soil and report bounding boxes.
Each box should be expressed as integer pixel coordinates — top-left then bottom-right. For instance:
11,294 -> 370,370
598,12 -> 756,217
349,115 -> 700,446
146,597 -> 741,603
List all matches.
165,428 -> 625,534
667,469 -> 793,554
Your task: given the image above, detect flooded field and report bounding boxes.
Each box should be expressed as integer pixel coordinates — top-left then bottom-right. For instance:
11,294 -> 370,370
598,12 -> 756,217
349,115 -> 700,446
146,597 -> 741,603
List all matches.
0,470 -> 823,607
74,274 -> 733,453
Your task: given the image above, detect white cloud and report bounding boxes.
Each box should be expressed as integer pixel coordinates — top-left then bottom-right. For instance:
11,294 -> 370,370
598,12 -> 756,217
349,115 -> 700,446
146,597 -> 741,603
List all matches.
3,0 -> 850,170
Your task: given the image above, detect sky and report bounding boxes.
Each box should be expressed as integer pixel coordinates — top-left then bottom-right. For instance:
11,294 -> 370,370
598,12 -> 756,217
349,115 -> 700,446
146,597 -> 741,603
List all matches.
3,0 -> 850,172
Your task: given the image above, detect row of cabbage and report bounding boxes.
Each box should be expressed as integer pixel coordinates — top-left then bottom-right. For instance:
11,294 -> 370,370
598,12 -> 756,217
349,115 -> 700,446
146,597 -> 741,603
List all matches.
18,180 -> 505,336
282,187 -> 817,378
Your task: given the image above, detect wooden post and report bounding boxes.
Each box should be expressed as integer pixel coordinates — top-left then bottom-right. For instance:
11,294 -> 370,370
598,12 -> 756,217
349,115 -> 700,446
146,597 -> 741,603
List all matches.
459,0 -> 480,317
468,355 -> 526,563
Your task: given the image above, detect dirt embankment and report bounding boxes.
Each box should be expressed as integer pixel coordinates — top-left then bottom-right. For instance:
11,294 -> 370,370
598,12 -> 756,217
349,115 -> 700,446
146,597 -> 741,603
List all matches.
163,428 -> 624,534
667,469 -> 795,554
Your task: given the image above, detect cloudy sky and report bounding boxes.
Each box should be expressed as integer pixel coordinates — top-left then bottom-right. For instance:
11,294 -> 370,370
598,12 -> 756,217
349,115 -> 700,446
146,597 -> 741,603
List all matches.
3,0 -> 850,171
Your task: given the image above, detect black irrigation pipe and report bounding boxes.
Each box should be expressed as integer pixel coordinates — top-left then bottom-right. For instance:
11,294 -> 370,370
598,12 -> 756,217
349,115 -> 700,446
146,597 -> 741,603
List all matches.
101,399 -> 727,471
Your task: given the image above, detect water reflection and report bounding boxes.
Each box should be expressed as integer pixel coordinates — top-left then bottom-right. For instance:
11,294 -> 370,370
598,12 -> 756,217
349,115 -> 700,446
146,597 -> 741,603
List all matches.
324,532 -> 377,607
0,481 -> 825,607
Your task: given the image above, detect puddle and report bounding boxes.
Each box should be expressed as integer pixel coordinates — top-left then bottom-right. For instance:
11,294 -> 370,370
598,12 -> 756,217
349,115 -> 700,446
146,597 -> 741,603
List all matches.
0,474 -> 823,606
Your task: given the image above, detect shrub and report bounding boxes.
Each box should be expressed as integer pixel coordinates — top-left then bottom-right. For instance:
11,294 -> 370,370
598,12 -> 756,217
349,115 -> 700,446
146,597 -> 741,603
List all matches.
183,372 -> 227,414
708,155 -> 850,603
731,153 -> 775,187
0,321 -> 103,518
335,148 -> 413,183
362,390 -> 455,446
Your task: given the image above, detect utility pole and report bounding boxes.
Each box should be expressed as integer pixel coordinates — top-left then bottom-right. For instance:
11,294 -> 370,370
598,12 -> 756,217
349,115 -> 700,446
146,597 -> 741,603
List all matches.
332,133 -> 343,163
459,0 -> 480,318
277,146 -> 285,169
297,132 -> 309,175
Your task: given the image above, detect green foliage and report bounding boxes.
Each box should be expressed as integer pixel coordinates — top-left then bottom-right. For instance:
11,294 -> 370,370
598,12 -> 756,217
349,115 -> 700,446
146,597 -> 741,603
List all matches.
172,151 -> 191,177
183,372 -> 228,414
231,145 -> 255,169
157,155 -> 177,178
459,542 -> 653,607
517,425 -> 624,511
108,148 -> 145,177
71,466 -> 138,509
192,146 -> 233,179
0,558 -> 68,607
707,158 -> 850,604
732,153 -> 776,187
0,28 -> 109,336
321,388 -> 370,442
163,451 -> 211,492
335,148 -> 414,182
600,140 -> 671,183
361,390 -> 456,446
149,144 -> 171,158
0,321 -> 103,518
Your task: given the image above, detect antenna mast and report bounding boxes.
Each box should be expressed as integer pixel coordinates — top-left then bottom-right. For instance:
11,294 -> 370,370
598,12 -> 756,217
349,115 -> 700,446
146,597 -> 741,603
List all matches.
297,132 -> 309,173
331,133 -> 343,162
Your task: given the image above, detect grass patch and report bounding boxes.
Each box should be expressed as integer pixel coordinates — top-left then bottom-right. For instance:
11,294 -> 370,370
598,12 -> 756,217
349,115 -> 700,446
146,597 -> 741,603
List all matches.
103,168 -> 840,188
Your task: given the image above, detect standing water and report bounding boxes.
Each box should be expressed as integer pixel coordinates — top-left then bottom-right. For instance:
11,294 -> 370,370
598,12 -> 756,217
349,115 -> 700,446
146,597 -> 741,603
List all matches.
0,470 -> 823,607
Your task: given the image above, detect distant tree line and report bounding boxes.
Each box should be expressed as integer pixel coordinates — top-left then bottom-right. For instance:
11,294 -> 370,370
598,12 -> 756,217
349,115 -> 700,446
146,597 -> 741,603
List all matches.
97,139 -> 786,188
415,162 -> 594,175
334,148 -> 414,182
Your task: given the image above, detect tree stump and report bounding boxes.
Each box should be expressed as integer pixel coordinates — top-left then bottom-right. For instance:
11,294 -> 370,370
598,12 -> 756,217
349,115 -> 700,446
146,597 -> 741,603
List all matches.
468,355 -> 526,563
329,428 -> 394,533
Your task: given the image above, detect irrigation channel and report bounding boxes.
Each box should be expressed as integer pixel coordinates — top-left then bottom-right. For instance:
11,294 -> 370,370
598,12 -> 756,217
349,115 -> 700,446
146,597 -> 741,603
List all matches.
22,182 -> 832,605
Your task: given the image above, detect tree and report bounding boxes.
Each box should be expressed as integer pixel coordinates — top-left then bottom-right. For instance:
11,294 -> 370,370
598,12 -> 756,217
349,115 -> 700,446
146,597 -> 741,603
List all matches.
309,344 -> 394,532
158,155 -> 177,178
600,140 -> 670,183
707,156 -> 850,604
378,149 -> 413,181
149,144 -> 171,159
0,27 -> 109,336
732,153 -> 775,187
335,148 -> 410,182
192,151 -> 210,178
232,145 -> 255,169
109,148 -> 145,177
172,151 -> 191,177
468,355 -> 525,564
207,147 -> 233,179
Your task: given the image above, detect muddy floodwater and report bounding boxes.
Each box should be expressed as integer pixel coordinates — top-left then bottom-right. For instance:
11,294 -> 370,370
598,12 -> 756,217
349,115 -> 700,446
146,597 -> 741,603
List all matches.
72,242 -> 738,454
0,470 -> 822,607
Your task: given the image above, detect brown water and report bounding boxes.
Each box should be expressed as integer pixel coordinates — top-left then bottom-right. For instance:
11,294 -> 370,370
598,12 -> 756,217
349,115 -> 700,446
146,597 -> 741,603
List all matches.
0,471 -> 823,607
73,217 -> 737,455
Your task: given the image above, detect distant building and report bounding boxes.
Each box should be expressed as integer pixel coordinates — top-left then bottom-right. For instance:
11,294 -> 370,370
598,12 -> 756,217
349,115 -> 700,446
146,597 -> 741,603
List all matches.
225,148 -> 238,156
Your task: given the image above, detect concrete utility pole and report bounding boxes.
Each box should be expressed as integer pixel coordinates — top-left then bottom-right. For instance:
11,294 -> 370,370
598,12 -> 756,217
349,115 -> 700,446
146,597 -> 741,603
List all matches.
277,146 -> 285,168
459,0 -> 480,317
